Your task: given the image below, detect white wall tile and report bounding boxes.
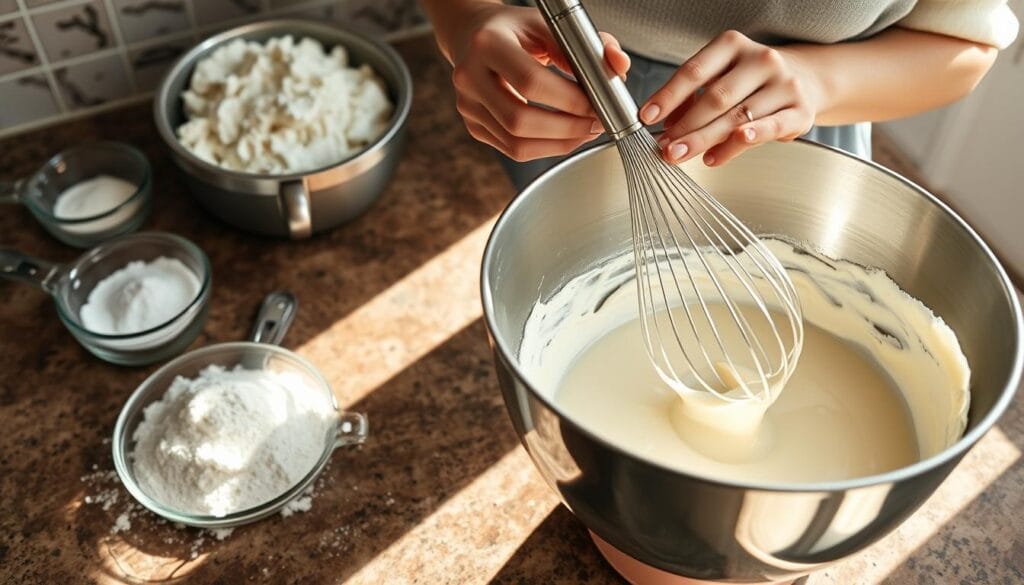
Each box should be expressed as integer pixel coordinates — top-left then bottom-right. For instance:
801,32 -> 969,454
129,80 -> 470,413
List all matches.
32,0 -> 114,62
0,0 -> 425,137
0,17 -> 39,75
54,52 -> 131,109
113,0 -> 189,44
0,72 -> 60,128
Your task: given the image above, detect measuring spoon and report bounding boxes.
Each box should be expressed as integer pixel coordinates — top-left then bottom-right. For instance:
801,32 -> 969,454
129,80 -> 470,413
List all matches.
0,231 -> 211,365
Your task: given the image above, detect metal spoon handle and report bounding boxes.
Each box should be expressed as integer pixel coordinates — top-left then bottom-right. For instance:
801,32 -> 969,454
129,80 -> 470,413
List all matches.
535,0 -> 640,139
0,179 -> 22,204
0,248 -> 60,293
249,290 -> 298,345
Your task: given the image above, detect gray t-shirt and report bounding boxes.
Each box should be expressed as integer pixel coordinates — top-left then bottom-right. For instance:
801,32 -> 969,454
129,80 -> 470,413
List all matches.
577,1 -> 921,158
497,1 -> 915,188
580,1 -> 892,159
585,0 -> 918,63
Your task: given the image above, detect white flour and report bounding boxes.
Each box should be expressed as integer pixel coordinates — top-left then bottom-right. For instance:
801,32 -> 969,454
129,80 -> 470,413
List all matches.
131,365 -> 335,517
79,257 -> 200,335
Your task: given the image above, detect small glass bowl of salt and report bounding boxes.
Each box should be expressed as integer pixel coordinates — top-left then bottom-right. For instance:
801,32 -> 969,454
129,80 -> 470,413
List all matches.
0,231 -> 211,365
1,142 -> 152,248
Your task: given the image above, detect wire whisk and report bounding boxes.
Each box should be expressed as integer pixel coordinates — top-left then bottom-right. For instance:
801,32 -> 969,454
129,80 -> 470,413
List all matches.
621,130 -> 802,401
537,0 -> 803,403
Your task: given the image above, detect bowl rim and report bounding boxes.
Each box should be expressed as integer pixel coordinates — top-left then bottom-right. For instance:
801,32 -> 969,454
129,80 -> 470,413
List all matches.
111,341 -> 343,527
480,136 -> 1024,494
56,231 -> 212,341
152,18 -> 413,184
21,141 -> 152,224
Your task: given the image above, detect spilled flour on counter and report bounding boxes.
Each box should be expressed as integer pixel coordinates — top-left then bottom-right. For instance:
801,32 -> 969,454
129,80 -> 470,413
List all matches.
80,468 -> 144,536
131,364 -> 336,516
80,461 -> 334,559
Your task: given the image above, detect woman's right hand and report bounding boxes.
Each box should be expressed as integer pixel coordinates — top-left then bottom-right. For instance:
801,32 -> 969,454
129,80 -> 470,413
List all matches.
429,2 -> 630,161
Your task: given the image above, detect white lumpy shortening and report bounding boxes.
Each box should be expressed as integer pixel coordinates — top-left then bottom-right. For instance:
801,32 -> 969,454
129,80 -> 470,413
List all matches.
177,35 -> 393,174
519,240 -> 971,484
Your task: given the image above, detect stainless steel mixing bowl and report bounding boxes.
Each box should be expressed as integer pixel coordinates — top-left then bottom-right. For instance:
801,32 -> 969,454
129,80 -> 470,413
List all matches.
480,138 -> 1023,582
154,19 -> 412,238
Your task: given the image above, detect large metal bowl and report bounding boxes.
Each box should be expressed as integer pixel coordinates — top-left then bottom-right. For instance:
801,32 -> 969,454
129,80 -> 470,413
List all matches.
154,19 -> 412,238
481,138 -> 1023,582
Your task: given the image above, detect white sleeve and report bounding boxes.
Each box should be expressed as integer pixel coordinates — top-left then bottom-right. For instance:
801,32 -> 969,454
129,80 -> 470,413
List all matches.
897,0 -> 1020,49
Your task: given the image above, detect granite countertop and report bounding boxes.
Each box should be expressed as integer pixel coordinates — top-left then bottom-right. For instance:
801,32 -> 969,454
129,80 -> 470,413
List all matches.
1,34 -> 1021,585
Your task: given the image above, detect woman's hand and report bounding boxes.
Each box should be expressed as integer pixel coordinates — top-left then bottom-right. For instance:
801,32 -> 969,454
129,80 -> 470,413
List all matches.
431,3 -> 630,161
640,30 -> 824,167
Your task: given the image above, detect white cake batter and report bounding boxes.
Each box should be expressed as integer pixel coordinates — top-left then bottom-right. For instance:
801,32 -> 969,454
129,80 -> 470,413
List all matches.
519,240 -> 970,484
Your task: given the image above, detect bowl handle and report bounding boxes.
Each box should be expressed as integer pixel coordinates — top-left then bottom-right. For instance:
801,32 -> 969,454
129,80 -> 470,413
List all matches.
0,179 -> 22,205
249,290 -> 298,345
0,248 -> 60,293
280,180 -> 313,239
335,411 -> 369,448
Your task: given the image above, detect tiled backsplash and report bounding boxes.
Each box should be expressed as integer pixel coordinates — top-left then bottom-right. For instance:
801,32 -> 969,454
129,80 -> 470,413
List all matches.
0,0 -> 426,137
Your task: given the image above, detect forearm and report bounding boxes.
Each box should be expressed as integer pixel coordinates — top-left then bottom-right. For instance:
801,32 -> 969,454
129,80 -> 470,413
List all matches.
783,28 -> 998,126
419,0 -> 502,62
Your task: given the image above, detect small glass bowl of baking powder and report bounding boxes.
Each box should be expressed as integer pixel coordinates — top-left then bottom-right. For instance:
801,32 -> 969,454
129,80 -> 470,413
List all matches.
0,231 -> 211,365
1,142 -> 152,248
112,291 -> 369,528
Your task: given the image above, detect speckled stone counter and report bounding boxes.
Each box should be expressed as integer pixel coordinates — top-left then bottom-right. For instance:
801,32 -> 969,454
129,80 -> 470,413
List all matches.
1,34 -> 1021,585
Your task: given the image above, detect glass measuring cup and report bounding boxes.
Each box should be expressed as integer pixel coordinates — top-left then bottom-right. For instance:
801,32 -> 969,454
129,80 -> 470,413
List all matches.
1,142 -> 152,248
111,291 -> 369,529
0,231 -> 211,365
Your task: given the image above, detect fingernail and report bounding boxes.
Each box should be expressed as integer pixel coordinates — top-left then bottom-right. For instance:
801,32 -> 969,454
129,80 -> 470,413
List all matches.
668,141 -> 688,160
744,128 -> 756,142
704,153 -> 716,166
591,120 -> 603,134
640,103 -> 661,124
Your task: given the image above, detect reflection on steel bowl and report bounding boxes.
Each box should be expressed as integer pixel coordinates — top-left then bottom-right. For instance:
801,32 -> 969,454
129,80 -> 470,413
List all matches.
154,19 -> 412,239
481,138 -> 1023,582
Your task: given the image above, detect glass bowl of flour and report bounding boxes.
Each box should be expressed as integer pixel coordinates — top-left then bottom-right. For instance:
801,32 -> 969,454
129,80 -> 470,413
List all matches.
112,292 -> 368,528
0,231 -> 211,365
2,142 -> 152,248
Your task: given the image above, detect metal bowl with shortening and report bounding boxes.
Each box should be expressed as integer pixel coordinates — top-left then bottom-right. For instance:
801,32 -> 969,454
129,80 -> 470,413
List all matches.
154,19 -> 413,239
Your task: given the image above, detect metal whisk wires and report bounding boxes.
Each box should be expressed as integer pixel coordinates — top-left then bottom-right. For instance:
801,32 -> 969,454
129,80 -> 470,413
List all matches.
619,130 -> 803,401
535,0 -> 804,403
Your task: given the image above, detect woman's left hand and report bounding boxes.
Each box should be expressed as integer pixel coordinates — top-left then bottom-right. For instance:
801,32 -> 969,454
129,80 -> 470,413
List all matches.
640,30 -> 824,166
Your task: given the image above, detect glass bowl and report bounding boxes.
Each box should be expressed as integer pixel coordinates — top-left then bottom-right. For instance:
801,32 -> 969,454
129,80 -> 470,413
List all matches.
111,341 -> 368,528
0,231 -> 211,365
2,142 -> 152,248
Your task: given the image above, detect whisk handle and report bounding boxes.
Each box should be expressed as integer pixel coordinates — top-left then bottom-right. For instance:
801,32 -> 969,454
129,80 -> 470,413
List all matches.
535,0 -> 641,139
